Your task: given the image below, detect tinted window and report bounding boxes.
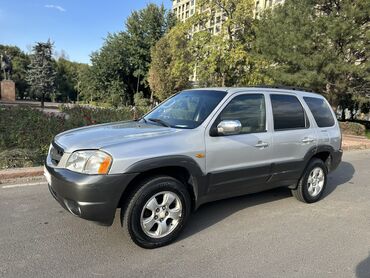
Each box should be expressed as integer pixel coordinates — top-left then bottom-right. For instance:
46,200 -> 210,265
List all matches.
217,94 -> 266,134
304,97 -> 335,127
145,90 -> 226,129
271,94 -> 307,130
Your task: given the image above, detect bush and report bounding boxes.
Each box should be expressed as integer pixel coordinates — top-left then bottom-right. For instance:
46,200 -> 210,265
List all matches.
0,149 -> 41,169
0,106 -> 68,167
60,105 -> 134,127
339,121 -> 366,136
0,104 -> 139,169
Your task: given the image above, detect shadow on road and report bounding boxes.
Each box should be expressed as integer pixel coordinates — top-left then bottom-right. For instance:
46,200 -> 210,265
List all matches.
180,187 -> 292,240
356,252 -> 370,278
180,161 -> 355,241
323,161 -> 355,198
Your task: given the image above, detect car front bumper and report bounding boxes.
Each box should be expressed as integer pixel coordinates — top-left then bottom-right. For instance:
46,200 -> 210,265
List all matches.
45,164 -> 137,226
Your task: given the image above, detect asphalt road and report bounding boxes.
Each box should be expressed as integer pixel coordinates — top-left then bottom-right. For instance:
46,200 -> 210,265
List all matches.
1,150 -> 370,278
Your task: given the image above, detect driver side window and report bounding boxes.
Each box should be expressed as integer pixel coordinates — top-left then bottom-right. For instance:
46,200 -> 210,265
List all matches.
217,94 -> 266,134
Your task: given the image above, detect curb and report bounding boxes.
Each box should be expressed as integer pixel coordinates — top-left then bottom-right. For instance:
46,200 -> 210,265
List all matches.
342,144 -> 370,151
342,135 -> 370,151
0,166 -> 44,181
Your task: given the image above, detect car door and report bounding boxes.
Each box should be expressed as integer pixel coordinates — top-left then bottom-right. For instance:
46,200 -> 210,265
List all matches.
268,93 -> 318,186
204,92 -> 274,199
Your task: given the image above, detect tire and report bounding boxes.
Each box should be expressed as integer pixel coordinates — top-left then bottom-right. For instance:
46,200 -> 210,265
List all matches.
292,158 -> 328,203
121,175 -> 191,249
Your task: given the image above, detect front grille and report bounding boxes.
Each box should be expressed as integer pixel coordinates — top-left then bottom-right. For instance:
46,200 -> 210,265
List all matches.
50,142 -> 64,166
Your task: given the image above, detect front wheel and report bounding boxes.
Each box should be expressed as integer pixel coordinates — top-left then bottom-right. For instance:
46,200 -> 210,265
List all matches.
121,176 -> 191,249
292,158 -> 327,203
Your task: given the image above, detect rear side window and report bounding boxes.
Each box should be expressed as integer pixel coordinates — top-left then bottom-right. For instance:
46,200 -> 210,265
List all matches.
271,94 -> 307,130
304,97 -> 335,127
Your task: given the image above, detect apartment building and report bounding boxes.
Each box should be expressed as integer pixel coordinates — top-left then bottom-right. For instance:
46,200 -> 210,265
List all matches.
255,0 -> 285,17
172,0 -> 286,24
172,0 -> 285,82
172,0 -> 196,22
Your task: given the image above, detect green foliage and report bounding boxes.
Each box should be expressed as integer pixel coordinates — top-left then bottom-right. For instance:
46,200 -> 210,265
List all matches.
149,0 -> 272,90
366,129 -> 370,140
60,105 -> 134,126
339,121 -> 366,136
54,58 -> 86,102
1,44 -> 88,104
126,4 -> 174,92
149,22 -> 193,101
255,0 -> 370,106
0,106 -> 67,167
134,92 -> 151,116
79,4 -> 173,106
0,105 -> 137,169
189,0 -> 271,87
0,149 -> 40,169
0,45 -> 30,98
26,40 -> 57,107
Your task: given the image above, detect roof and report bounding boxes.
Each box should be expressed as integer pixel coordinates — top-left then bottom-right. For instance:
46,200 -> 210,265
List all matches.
189,86 -> 323,98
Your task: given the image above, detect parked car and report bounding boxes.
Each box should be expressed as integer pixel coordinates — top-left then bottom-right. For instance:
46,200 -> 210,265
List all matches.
45,87 -> 342,248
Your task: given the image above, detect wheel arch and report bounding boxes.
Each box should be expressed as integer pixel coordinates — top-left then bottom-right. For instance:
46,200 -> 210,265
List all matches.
117,156 -> 206,212
289,145 -> 335,190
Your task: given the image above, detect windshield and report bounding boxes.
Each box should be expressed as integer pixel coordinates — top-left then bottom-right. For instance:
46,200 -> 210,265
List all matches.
144,90 -> 227,129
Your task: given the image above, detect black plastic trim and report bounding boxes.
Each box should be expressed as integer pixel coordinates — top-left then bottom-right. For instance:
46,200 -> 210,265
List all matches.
125,155 -> 206,206
45,163 -> 138,226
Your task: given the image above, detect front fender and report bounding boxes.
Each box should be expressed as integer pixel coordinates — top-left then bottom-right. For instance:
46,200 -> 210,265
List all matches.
125,155 -> 208,208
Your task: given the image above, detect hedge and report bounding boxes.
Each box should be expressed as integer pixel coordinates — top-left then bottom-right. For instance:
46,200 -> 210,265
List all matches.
339,121 -> 366,136
0,105 -> 137,169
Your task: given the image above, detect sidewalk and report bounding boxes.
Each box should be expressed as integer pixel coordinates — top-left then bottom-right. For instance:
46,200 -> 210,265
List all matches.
1,135 -> 369,181
342,135 -> 370,151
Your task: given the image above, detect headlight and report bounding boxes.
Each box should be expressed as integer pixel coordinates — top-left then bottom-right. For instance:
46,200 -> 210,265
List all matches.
66,150 -> 112,175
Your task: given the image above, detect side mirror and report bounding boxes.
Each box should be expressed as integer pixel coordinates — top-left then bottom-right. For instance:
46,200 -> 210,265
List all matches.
216,120 -> 242,136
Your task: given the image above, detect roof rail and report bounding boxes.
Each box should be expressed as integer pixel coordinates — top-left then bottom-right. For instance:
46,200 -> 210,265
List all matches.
250,85 -> 317,93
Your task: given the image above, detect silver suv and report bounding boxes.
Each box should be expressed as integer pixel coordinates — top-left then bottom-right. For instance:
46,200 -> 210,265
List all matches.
45,87 -> 342,248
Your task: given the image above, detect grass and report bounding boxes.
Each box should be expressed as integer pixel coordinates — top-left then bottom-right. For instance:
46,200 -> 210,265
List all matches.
366,129 -> 370,140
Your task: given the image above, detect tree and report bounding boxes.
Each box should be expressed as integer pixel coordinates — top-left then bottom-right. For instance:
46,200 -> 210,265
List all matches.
55,58 -> 86,102
126,4 -> 176,97
26,40 -> 56,108
148,23 -> 193,101
79,4 -> 174,106
188,0 -> 271,87
255,0 -> 370,108
85,32 -> 135,106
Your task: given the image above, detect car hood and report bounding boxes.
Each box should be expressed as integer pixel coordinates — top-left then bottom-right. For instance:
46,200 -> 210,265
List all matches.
54,121 -> 181,152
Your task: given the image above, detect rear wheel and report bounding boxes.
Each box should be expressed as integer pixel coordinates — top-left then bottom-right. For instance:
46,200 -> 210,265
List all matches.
121,176 -> 191,249
292,158 -> 327,203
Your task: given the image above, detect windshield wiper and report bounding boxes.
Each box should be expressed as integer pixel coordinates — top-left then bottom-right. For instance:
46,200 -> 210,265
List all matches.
138,117 -> 147,123
148,118 -> 171,127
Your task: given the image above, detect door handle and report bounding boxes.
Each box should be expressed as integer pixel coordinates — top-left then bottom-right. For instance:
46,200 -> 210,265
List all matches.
302,137 -> 315,144
254,141 -> 269,148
